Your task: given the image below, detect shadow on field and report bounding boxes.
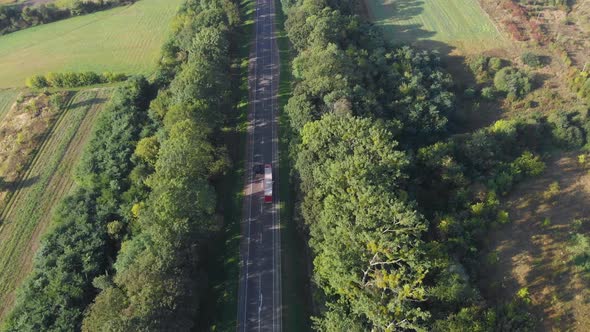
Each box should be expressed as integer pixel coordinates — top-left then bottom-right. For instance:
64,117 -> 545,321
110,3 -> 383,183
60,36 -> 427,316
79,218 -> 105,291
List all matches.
68,97 -> 108,110
381,0 -> 425,21
368,0 -> 505,132
0,176 -> 39,192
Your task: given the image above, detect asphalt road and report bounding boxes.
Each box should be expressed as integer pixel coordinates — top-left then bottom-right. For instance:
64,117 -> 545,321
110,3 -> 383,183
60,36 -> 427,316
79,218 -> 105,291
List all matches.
236,0 -> 281,329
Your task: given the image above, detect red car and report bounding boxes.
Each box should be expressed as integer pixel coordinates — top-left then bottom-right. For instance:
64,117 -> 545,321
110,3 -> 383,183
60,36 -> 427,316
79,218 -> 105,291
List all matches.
264,164 -> 272,203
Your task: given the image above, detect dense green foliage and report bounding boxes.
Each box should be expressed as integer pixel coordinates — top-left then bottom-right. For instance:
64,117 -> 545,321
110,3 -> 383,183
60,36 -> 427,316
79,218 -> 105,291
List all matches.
282,0 -> 453,329
81,0 -> 237,330
283,0 -> 454,145
281,0 -> 545,330
1,77 -> 151,332
26,72 -> 127,89
0,0 -> 135,35
570,70 -> 590,104
520,52 -> 544,68
493,67 -> 533,99
298,114 -> 430,330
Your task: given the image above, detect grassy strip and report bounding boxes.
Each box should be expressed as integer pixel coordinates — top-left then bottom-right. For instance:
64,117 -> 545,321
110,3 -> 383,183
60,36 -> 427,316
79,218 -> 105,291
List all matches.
274,1 -> 312,330
0,0 -> 183,88
197,0 -> 255,330
0,89 -> 111,320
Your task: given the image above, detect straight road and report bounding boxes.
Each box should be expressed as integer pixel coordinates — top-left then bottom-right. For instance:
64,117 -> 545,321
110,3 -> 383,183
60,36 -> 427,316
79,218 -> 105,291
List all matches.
236,0 -> 281,329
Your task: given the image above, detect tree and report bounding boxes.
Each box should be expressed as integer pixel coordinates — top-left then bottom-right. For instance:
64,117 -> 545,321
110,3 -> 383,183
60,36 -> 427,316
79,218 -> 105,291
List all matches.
493,67 -> 532,99
135,136 -> 160,167
297,114 -> 430,330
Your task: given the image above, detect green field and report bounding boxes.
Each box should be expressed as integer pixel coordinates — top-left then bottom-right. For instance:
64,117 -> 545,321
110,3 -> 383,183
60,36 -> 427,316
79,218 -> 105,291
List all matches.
0,0 -> 183,88
365,0 -> 509,53
0,89 -> 111,321
0,90 -> 20,121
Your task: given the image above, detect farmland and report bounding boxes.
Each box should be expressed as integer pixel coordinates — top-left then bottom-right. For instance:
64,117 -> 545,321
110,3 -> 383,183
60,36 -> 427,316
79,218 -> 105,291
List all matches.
0,90 -> 19,121
0,0 -> 184,88
0,88 -> 111,320
364,0 -> 509,53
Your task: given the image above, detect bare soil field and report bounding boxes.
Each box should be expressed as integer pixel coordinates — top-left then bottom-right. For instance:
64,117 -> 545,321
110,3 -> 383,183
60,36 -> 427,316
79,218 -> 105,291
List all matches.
480,152 -> 590,331
0,88 -> 111,321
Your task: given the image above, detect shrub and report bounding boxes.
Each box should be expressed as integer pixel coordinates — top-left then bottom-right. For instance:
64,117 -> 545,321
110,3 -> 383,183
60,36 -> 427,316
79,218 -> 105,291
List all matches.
488,57 -> 503,72
25,74 -> 48,89
25,71 -> 127,88
550,111 -> 586,148
568,233 -> 590,275
481,86 -> 496,100
494,67 -> 532,99
521,52 -> 543,68
464,87 -> 476,99
511,151 -> 545,178
543,181 -> 560,201
498,210 -> 510,224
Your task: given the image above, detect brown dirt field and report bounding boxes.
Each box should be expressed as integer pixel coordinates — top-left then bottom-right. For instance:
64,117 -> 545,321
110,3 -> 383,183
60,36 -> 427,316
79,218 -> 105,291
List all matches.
480,152 -> 590,331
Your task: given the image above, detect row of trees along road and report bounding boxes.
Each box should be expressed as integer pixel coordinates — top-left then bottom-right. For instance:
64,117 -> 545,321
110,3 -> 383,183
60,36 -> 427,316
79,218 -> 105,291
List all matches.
81,0 -> 239,330
2,0 -> 239,331
281,0 -> 549,330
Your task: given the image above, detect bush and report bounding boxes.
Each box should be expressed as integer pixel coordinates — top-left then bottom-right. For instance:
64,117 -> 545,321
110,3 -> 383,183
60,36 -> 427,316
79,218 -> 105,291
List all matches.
550,111 -> 587,148
25,71 -> 127,88
464,87 -> 476,99
521,52 -> 543,68
568,233 -> 590,275
481,86 -> 496,100
489,57 -> 503,72
494,67 -> 532,99
543,181 -> 560,201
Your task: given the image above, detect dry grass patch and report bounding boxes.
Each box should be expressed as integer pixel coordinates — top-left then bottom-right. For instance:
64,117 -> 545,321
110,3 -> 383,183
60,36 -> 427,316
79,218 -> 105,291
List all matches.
480,152 -> 590,331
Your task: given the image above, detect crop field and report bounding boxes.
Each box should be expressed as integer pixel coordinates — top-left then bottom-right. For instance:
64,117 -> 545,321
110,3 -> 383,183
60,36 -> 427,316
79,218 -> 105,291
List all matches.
0,0 -> 184,88
0,88 -> 111,320
0,90 -> 20,122
364,0 -> 510,53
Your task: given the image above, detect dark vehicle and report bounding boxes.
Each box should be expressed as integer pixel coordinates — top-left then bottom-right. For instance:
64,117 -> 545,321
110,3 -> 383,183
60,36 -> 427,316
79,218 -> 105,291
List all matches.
253,164 -> 264,175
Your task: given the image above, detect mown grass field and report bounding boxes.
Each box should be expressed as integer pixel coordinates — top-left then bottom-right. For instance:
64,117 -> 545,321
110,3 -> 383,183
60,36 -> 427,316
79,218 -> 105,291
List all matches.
0,0 -> 184,88
364,0 -> 509,53
0,90 -> 19,121
0,88 -> 111,321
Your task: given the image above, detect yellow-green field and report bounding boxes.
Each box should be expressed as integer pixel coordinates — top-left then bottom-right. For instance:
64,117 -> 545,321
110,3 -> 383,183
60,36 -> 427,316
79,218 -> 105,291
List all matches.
365,0 -> 509,53
0,89 -> 111,320
0,0 -> 184,88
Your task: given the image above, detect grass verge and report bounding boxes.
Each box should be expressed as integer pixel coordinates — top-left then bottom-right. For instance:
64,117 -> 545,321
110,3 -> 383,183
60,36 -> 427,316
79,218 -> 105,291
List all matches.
274,1 -> 312,330
197,0 -> 255,330
0,88 -> 111,321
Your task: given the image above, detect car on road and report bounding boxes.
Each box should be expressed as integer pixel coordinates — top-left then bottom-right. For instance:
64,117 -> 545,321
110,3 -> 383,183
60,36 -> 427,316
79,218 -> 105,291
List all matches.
253,164 -> 264,175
